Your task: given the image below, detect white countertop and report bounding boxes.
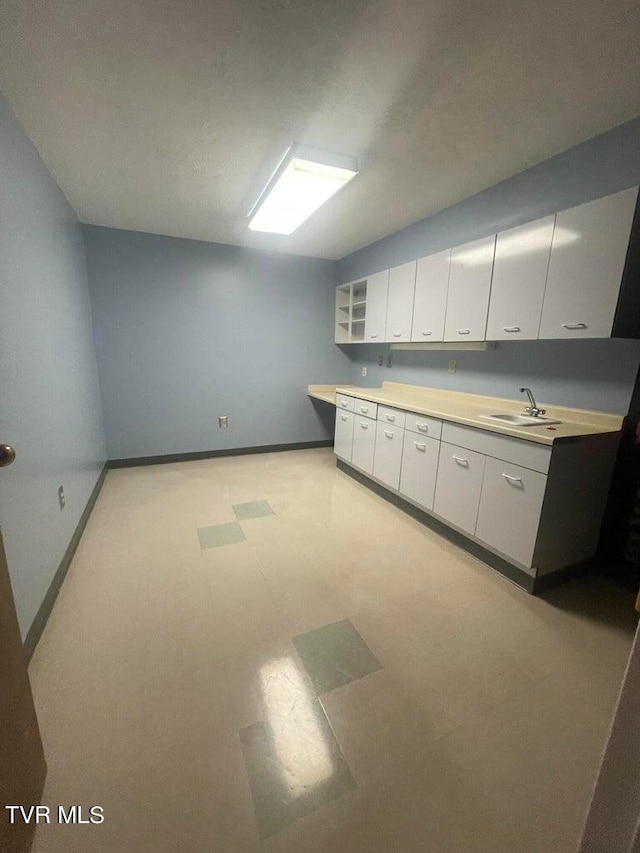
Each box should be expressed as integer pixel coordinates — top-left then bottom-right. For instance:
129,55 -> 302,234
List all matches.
308,381 -> 623,446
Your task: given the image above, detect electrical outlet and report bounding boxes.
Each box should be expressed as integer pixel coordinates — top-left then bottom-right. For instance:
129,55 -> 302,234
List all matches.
448,359 -> 457,374
377,355 -> 383,366
58,485 -> 65,510
218,416 -> 228,429
387,354 -> 392,368
361,366 -> 367,377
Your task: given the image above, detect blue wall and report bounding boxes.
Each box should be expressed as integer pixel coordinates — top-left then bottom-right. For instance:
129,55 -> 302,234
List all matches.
84,227 -> 350,460
0,93 -> 106,638
337,117 -> 640,414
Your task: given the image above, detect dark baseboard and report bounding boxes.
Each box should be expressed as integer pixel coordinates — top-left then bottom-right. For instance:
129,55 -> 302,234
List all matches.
107,440 -> 333,469
336,459 -> 590,594
23,463 -> 108,661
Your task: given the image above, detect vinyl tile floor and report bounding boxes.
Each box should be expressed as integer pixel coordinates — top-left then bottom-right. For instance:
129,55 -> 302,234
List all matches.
27,447 -> 638,853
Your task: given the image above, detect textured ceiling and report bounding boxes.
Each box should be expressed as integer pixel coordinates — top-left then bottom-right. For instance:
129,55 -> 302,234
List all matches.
1,0 -> 639,259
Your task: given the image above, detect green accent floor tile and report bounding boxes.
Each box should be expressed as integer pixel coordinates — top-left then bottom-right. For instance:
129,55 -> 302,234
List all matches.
232,500 -> 275,521
239,698 -> 355,838
292,619 -> 383,695
197,521 -> 246,549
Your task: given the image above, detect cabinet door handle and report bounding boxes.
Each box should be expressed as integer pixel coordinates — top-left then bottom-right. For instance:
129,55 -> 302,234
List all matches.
414,442 -> 426,451
383,430 -> 394,438
386,414 -> 395,422
341,400 -> 349,407
421,330 -> 432,336
340,415 -> 348,421
453,455 -> 469,466
503,326 -> 521,333
370,333 -> 378,338
360,421 -> 369,429
502,473 -> 524,486
416,423 -> 428,432
457,329 -> 471,335
562,322 -> 587,330
393,332 -> 402,337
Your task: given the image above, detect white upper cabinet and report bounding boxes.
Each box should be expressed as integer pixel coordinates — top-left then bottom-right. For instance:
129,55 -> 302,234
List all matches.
444,235 -> 496,342
486,216 -> 555,341
385,261 -> 416,342
364,269 -> 389,343
411,249 -> 450,342
538,186 -> 638,339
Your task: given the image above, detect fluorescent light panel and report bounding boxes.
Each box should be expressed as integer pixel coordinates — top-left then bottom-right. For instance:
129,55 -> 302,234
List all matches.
249,146 -> 358,235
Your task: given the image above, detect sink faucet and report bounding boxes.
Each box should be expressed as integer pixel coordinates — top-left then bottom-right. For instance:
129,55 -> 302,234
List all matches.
520,387 -> 546,418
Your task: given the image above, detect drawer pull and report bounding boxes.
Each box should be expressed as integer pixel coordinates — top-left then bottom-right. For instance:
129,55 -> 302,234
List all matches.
340,415 -> 348,421
414,442 -> 426,451
383,430 -> 394,438
370,333 -> 378,338
421,330 -> 432,336
457,329 -> 471,335
360,421 -> 369,429
502,473 -> 524,486
562,322 -> 587,330
416,423 -> 429,432
453,455 -> 469,466
340,400 -> 349,407
393,332 -> 402,338
503,326 -> 521,333
386,414 -> 396,422
360,406 -> 369,413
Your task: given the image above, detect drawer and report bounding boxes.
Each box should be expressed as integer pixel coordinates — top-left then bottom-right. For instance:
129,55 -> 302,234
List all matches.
399,434 -> 439,510
373,422 -> 405,490
475,457 -> 547,572
351,415 -> 376,474
433,442 -> 486,535
336,394 -> 355,412
354,399 -> 378,420
404,413 -> 443,440
377,405 -> 406,429
441,422 -> 551,473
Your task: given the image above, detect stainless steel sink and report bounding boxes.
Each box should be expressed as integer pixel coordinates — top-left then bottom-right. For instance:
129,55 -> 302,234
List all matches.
479,413 -> 561,426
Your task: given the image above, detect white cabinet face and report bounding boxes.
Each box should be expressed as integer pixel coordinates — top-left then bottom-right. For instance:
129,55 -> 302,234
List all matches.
364,269 -> 389,343
538,186 -> 638,339
475,457 -> 547,571
433,442 -> 486,534
399,434 -> 439,510
373,422 -> 404,489
444,235 -> 496,342
334,411 -> 354,462
411,249 -> 450,342
486,215 -> 555,341
352,416 -> 377,474
385,261 -> 416,342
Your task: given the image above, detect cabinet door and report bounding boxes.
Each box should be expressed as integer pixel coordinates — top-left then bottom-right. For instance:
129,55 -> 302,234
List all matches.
364,269 -> 389,343
385,261 -> 416,342
334,411 -> 354,462
444,235 -> 496,342
411,249 -> 450,342
475,457 -> 547,571
373,422 -> 404,489
399,434 -> 439,510
486,216 -> 555,341
538,186 -> 638,339
433,442 -> 486,535
352,417 -> 376,474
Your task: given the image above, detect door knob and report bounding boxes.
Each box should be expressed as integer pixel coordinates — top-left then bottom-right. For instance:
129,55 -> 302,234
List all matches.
0,444 -> 16,467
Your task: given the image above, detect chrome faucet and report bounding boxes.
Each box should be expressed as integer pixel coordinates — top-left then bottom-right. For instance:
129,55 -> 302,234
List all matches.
520,387 -> 545,418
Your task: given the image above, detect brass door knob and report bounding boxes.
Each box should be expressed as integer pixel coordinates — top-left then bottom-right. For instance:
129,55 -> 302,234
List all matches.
0,444 -> 16,467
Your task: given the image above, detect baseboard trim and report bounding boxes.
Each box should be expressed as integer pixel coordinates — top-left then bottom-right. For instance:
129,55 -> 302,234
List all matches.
24,463 -> 109,661
107,440 -> 333,469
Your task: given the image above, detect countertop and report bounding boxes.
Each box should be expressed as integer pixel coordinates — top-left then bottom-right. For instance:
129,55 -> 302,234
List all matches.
308,381 -> 623,446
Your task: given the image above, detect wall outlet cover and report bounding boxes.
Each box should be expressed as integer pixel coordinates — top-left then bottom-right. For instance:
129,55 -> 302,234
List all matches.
361,366 -> 367,377
377,355 -> 383,366
448,359 -> 457,374
218,416 -> 228,429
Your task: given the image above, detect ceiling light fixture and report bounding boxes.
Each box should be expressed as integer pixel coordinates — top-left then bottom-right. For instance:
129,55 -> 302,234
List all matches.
248,144 -> 358,235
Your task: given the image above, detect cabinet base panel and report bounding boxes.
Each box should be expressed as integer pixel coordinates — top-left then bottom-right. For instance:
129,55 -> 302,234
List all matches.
336,459 -> 592,595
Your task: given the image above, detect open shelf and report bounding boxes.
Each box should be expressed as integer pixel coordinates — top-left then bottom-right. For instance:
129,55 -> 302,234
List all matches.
335,279 -> 368,343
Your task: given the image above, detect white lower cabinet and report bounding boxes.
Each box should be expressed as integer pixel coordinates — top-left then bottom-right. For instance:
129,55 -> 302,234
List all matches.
334,410 -> 354,462
475,457 -> 547,570
399,434 -> 439,510
352,416 -> 377,473
373,422 -> 404,489
433,442 -> 486,535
